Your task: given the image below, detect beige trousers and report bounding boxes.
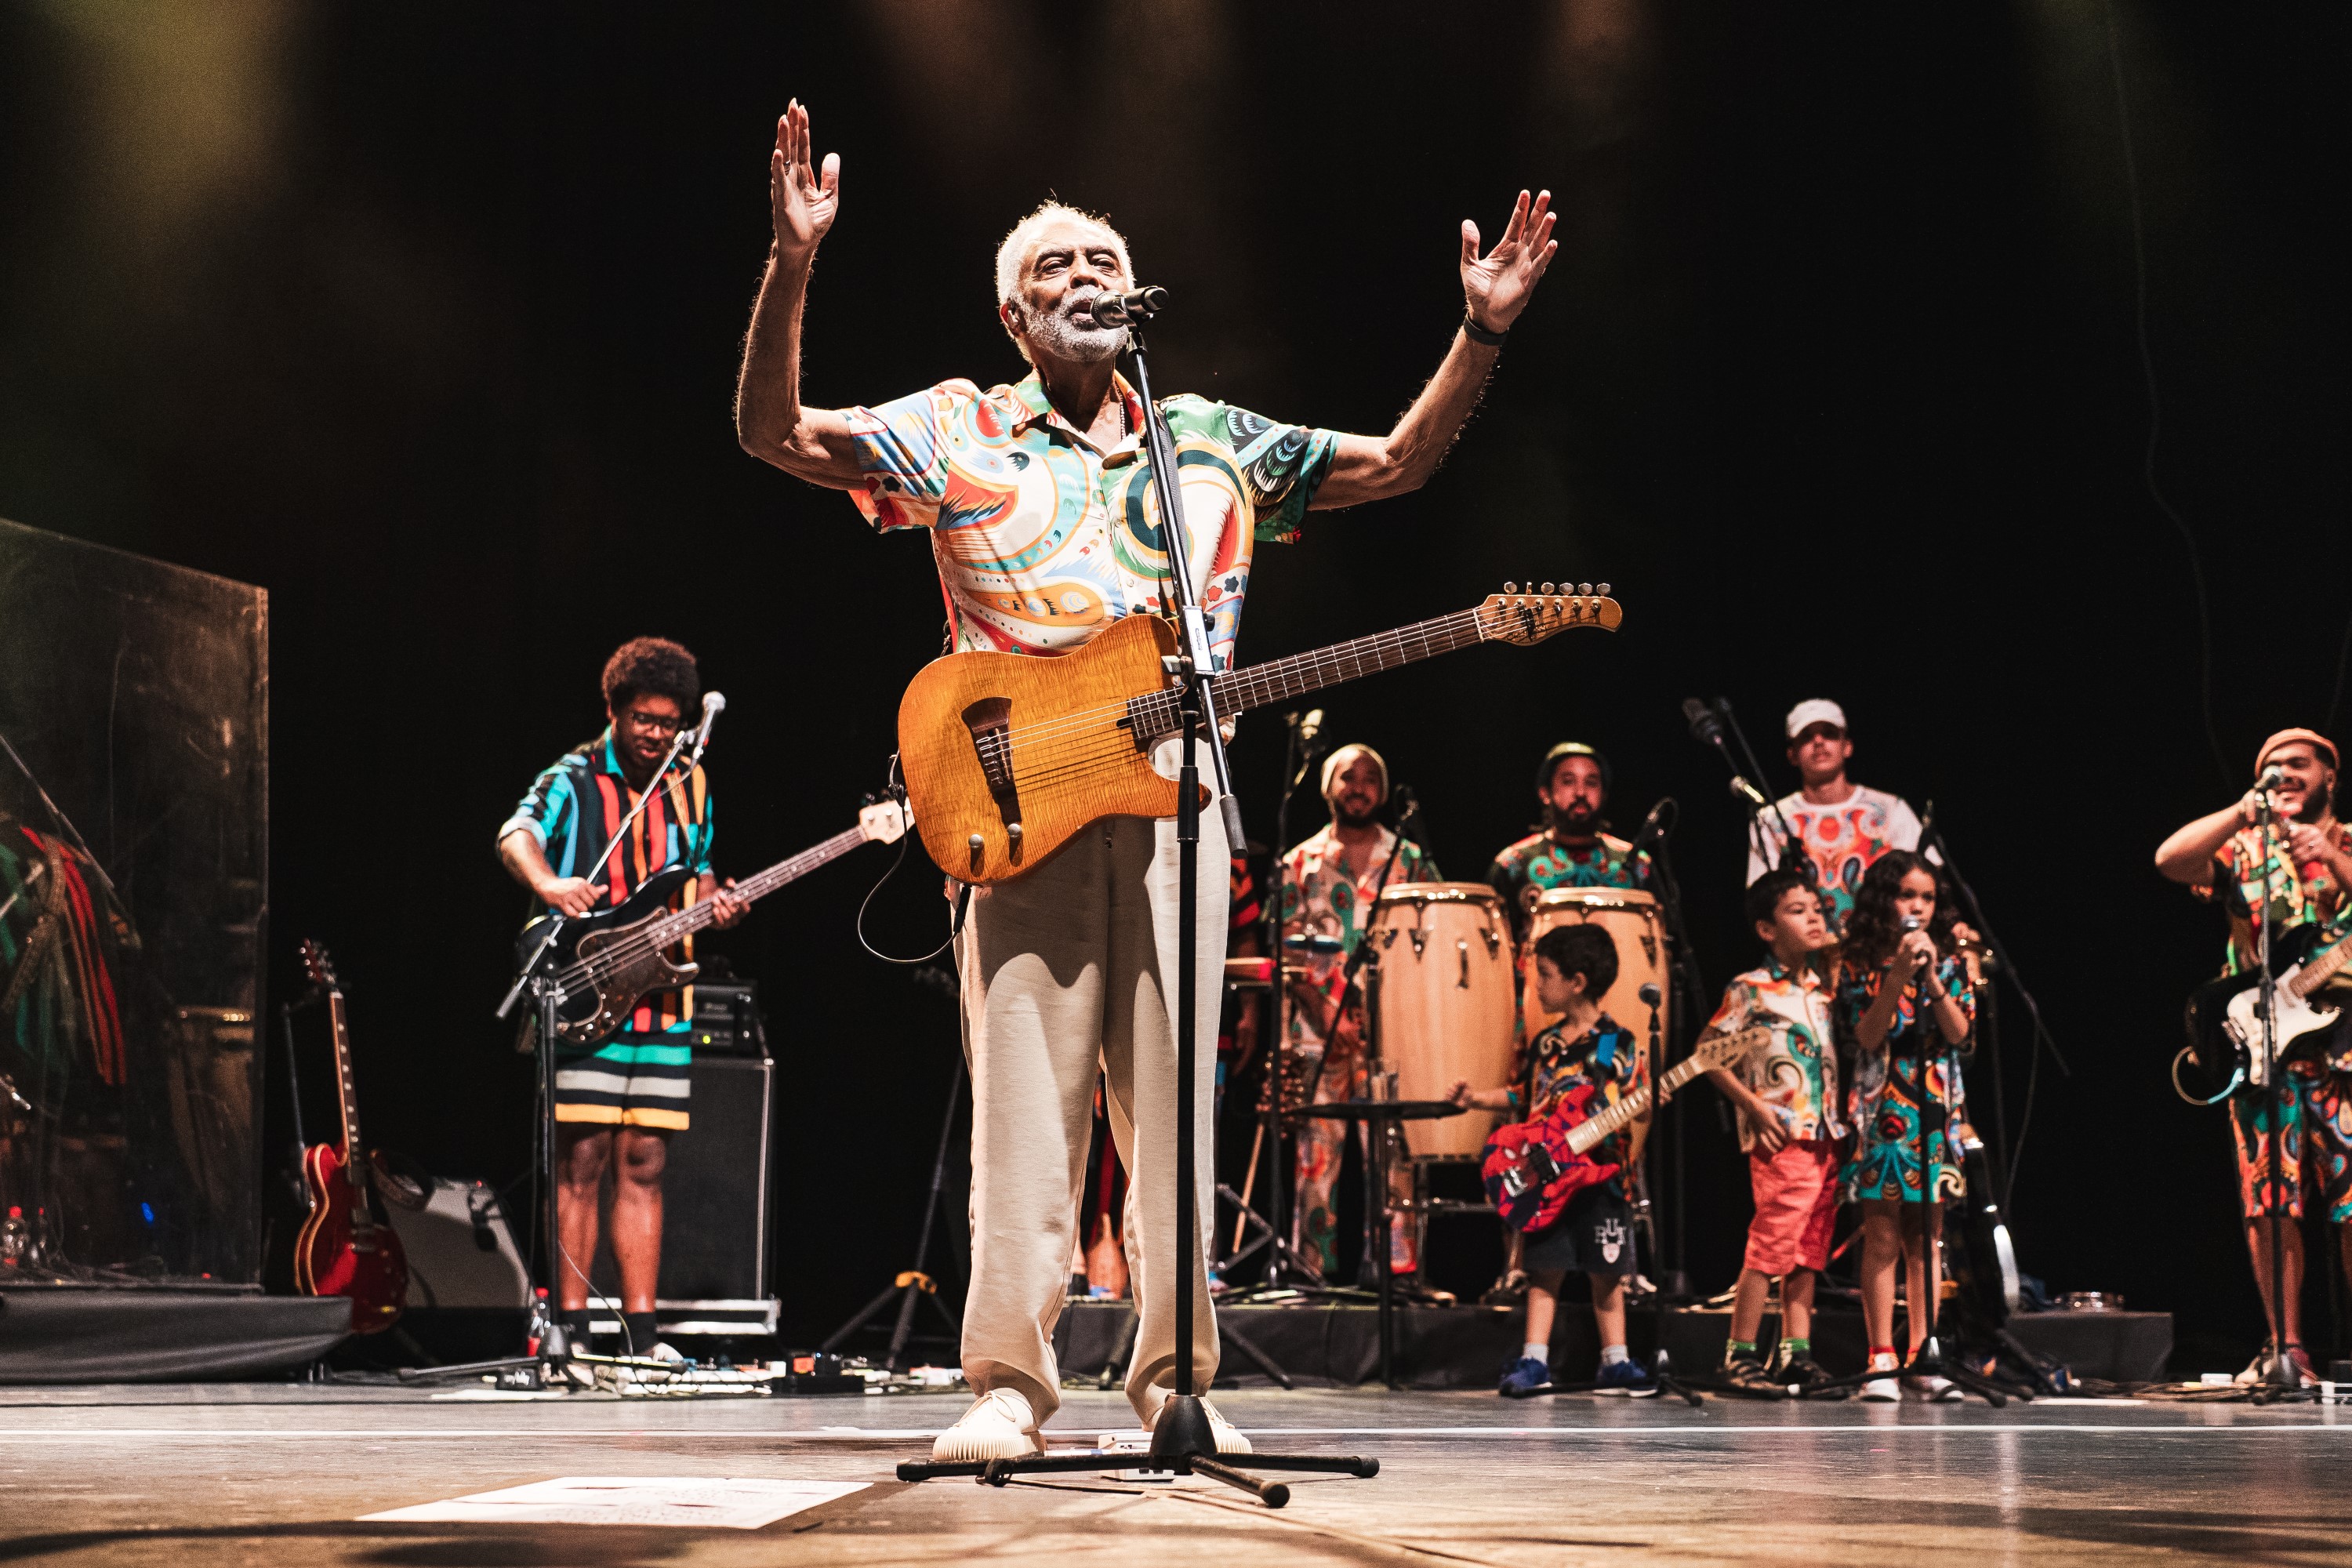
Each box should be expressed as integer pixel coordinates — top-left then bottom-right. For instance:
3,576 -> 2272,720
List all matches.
954,798 -> 1226,1425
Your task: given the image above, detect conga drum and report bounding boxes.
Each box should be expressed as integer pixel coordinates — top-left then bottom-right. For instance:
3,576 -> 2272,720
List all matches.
1368,884 -> 1518,1156
1523,887 -> 1670,1155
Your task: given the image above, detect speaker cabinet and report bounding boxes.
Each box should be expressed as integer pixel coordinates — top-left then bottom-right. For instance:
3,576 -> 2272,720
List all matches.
589,1053 -> 772,1305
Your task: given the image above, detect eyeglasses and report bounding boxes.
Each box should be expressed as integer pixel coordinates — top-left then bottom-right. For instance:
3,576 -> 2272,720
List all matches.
620,710 -> 687,735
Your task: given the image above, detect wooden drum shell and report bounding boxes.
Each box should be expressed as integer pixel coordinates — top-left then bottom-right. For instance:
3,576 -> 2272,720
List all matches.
1370,883 -> 1519,1157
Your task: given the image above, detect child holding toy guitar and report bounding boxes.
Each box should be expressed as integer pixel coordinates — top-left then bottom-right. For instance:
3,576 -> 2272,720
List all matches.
1450,924 -> 1653,1397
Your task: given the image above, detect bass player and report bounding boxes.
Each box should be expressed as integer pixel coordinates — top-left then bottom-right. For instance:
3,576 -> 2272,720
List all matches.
2156,728 -> 2352,1388
496,637 -> 747,1362
733,99 -> 1559,1460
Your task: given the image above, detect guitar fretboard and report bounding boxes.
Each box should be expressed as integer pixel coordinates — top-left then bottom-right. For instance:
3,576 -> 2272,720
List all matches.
328,992 -> 365,1192
1127,608 -> 1493,739
2292,931 -> 2352,1000
582,826 -> 871,976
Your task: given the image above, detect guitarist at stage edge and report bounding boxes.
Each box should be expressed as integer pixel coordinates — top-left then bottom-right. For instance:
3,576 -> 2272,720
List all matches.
2157,726 -> 2352,1390
496,637 -> 747,1364
733,100 -> 1560,1462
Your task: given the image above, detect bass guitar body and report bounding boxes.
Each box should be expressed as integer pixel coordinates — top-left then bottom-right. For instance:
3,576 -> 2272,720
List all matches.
2183,923 -> 2345,1096
516,864 -> 698,1051
294,1142 -> 408,1335
898,615 -> 1192,885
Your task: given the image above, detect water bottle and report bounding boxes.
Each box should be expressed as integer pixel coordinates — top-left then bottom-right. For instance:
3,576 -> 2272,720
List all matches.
0,1207 -> 28,1272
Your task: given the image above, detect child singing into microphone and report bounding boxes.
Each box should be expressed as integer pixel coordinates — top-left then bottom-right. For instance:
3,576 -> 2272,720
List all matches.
1837,850 -> 1975,1401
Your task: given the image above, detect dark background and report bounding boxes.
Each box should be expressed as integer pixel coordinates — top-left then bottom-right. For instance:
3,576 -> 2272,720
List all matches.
2,3 -> 2345,1369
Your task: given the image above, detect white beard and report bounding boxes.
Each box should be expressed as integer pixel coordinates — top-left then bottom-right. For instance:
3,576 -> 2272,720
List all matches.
1015,292 -> 1126,365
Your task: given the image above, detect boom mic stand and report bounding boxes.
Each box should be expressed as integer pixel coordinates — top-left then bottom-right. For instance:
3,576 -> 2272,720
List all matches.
898,290 -> 1377,1507
1631,800 -> 1707,1298
1682,697 -> 1826,924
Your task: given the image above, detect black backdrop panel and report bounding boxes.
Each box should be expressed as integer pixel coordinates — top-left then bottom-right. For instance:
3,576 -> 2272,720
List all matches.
590,1054 -> 771,1302
0,518 -> 268,1283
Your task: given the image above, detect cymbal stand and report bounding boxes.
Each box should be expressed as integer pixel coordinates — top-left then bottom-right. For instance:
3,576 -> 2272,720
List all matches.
897,301 -> 1377,1507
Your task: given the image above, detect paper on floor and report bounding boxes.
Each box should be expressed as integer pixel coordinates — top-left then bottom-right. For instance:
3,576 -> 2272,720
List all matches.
362,1475 -> 867,1530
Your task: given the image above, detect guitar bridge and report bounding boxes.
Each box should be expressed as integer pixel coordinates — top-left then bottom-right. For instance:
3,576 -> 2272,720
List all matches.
961,697 -> 1024,856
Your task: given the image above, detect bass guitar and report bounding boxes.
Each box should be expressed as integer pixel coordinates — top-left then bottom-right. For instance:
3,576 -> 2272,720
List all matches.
292,941 -> 408,1334
2182,921 -> 2351,1099
898,584 -> 1620,885
518,800 -> 909,1051
1482,1024 -> 1769,1233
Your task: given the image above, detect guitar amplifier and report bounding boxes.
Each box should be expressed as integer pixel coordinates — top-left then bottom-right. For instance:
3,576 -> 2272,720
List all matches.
689,980 -> 766,1056
590,1052 -> 773,1308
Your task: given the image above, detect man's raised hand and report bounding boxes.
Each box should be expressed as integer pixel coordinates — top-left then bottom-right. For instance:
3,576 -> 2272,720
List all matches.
771,99 -> 840,261
1460,189 -> 1559,335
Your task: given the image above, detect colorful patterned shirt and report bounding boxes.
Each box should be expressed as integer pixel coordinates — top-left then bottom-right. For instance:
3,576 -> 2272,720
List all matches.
1744,784 -> 1925,921
1837,955 -> 1973,1130
2194,821 -> 2352,977
1487,829 -> 1650,939
500,731 -> 715,1036
1703,958 -> 1846,1151
846,371 -> 1338,669
1526,1012 -> 1638,1196
1279,825 -> 1435,1051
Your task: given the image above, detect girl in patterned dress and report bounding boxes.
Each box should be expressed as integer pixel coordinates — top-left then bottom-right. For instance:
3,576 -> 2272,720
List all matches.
1837,850 -> 1976,1400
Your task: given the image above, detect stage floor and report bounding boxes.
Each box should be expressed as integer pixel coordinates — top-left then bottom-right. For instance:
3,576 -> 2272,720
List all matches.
2,1381 -> 2347,1565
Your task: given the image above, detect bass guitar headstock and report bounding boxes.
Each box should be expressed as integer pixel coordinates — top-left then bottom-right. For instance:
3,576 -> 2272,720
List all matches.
859,798 -> 912,847
1477,581 -> 1623,645
298,938 -> 343,996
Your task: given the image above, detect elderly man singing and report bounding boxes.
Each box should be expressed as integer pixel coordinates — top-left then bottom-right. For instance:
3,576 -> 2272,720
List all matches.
735,99 -> 1558,1461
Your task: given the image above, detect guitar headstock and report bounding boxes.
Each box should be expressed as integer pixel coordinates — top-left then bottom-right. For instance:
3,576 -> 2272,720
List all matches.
298,938 -> 342,996
860,798 -> 912,846
1694,1024 -> 1773,1073
1477,581 -> 1623,645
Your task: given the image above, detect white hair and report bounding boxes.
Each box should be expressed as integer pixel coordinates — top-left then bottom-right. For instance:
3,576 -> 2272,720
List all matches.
993,201 -> 1132,307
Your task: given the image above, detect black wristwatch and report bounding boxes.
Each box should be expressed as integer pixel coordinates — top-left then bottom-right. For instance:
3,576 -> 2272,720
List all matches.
1462,314 -> 1508,348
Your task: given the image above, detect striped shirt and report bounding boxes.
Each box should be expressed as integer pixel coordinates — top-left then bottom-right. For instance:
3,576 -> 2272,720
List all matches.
499,729 -> 715,1037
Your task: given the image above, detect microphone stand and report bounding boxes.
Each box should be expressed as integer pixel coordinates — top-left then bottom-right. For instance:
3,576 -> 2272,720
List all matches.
1684,698 -> 1822,924
899,299 -> 1377,1506
1634,800 -> 1707,1299
2243,784 -> 2311,1402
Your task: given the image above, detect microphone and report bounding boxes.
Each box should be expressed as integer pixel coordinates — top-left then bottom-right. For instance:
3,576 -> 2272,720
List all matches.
1394,783 -> 1421,824
1086,286 -> 1168,328
1296,707 -> 1326,748
2259,764 -> 2288,793
1638,982 -> 1661,1007
1683,697 -> 1726,747
687,691 -> 725,755
1627,797 -> 1671,860
1728,775 -> 1769,811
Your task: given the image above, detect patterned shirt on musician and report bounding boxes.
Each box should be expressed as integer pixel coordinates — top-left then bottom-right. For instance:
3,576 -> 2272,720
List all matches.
845,371 -> 1338,670
500,730 -> 715,1041
1486,829 -> 1650,940
1703,958 -> 1847,1152
1525,1013 -> 1639,1198
2194,821 -> 2352,977
1278,825 -> 1436,1052
1744,785 -> 1925,922
1837,956 -> 1973,1203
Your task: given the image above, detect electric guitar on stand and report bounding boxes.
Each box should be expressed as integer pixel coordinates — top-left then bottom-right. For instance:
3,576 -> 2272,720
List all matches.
292,940 -> 408,1334
1483,1024 -> 1769,1234
898,584 -> 1621,884
517,800 -> 910,1051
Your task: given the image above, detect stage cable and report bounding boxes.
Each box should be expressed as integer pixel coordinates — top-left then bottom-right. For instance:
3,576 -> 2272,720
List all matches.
2105,0 -> 2230,793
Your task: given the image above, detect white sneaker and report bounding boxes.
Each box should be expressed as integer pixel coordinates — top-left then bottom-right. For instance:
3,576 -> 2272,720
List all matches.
1144,1395 -> 1252,1454
1860,1352 -> 1901,1403
931,1388 -> 1044,1462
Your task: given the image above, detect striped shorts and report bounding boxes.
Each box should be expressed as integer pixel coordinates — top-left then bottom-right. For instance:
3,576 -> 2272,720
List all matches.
554,1033 -> 691,1131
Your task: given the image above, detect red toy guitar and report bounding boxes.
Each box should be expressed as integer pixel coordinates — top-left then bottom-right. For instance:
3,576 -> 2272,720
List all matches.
292,941 -> 408,1334
1483,1024 -> 1769,1232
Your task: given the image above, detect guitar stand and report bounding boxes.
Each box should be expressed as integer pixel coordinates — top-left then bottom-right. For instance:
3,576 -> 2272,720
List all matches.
897,310 -> 1377,1508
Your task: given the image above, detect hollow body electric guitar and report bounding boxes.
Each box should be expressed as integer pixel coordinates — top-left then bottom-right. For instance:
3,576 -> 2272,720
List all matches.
1482,1024 -> 1769,1234
899,584 -> 1621,885
2183,920 -> 2351,1096
517,801 -> 909,1051
292,941 -> 408,1334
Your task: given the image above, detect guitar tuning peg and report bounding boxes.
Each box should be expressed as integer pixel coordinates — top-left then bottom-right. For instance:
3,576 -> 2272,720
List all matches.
1596,582 -> 1611,596
1540,581 -> 1555,596
1577,582 -> 1592,596
1503,581 -> 1518,595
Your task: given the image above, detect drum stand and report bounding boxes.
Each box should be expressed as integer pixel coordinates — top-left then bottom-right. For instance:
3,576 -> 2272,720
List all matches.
897,305 -> 1379,1507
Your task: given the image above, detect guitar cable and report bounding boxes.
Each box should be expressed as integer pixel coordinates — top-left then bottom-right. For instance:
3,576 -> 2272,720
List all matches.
856,753 -> 971,966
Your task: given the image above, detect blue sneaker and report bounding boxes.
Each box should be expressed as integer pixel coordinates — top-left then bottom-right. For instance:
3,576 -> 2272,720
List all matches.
1497,1356 -> 1555,1398
1592,1356 -> 1658,1397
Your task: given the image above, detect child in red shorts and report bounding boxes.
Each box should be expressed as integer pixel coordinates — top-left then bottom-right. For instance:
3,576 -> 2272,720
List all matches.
1704,869 -> 1847,1395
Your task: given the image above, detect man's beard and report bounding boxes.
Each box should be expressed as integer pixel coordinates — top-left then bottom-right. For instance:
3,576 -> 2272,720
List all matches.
1335,800 -> 1381,829
1552,802 -> 1599,836
1017,292 -> 1125,365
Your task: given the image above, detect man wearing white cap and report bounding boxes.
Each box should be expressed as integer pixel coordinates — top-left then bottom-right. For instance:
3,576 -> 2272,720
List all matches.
1743,699 -> 1926,924
1279,743 -> 1436,1284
